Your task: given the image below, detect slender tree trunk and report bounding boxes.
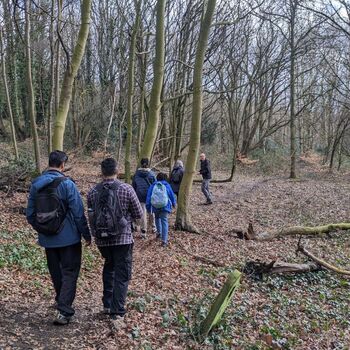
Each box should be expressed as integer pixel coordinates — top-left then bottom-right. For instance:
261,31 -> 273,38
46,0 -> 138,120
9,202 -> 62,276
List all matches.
289,0 -> 297,179
47,0 -> 55,155
125,0 -> 142,183
138,0 -> 166,163
175,0 -> 217,231
0,27 -> 19,160
52,0 -> 92,150
25,0 -> 41,172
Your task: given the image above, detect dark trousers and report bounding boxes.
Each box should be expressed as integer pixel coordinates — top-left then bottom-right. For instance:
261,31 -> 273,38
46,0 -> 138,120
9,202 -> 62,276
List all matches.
98,244 -> 133,316
45,242 -> 82,317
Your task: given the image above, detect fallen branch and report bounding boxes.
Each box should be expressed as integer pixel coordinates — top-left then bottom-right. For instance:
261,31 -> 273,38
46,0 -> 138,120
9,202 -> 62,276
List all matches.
297,245 -> 350,276
243,260 -> 320,280
175,241 -> 225,267
236,223 -> 350,241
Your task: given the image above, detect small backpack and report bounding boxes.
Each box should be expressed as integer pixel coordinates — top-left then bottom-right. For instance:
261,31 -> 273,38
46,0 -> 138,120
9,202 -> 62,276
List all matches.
90,182 -> 128,238
33,177 -> 68,236
171,169 -> 182,184
151,182 -> 168,209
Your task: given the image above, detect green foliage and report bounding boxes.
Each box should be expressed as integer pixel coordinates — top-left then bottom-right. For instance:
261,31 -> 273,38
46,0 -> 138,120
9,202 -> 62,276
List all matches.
0,230 -> 47,274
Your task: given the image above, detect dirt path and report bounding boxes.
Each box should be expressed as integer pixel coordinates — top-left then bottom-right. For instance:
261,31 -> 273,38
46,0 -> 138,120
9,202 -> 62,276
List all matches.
1,162 -> 350,349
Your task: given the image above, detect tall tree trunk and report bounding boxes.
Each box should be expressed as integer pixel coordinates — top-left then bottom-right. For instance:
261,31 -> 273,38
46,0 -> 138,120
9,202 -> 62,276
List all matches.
25,0 -> 41,172
125,0 -> 142,183
47,0 -> 55,154
175,0 -> 217,231
0,27 -> 19,160
289,0 -> 297,179
52,0 -> 92,150
138,0 -> 166,163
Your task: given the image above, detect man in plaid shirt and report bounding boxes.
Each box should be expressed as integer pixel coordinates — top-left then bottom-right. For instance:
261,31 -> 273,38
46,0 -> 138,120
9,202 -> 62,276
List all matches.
87,158 -> 143,329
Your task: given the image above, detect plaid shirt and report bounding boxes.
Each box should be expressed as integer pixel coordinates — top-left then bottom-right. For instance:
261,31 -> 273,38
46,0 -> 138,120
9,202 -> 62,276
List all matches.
87,179 -> 143,247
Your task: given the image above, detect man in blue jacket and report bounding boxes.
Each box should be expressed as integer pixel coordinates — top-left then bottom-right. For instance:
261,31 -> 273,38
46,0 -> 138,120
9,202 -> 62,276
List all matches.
26,150 -> 91,325
132,158 -> 156,238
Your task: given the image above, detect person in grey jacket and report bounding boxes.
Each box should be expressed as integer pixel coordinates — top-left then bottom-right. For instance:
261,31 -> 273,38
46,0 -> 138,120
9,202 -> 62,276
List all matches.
27,150 -> 91,325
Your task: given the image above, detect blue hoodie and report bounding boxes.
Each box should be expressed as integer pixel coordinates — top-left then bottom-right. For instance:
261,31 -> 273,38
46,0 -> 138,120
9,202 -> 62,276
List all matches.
26,170 -> 91,248
146,180 -> 176,213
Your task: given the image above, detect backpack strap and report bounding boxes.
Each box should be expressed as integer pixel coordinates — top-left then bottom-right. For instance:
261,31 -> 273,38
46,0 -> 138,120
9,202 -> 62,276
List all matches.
38,177 -> 69,192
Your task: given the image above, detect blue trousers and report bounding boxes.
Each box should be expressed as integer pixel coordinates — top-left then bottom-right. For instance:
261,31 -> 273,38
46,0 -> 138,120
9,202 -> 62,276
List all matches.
154,211 -> 169,243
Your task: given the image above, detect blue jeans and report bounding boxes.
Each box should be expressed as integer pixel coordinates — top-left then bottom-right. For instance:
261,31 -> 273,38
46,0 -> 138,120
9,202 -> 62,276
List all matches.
154,211 -> 169,243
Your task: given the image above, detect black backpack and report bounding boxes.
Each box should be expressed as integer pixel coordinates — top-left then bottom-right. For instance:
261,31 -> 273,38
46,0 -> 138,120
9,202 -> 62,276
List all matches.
90,182 -> 128,238
33,177 -> 68,236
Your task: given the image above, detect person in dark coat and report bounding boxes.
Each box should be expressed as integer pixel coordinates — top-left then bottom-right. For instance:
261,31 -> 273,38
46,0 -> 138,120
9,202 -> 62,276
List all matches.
199,153 -> 212,204
169,160 -> 184,197
132,158 -> 156,238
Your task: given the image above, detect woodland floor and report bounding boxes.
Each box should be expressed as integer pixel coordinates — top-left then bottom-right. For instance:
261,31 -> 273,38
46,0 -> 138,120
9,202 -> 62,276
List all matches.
0,154 -> 350,349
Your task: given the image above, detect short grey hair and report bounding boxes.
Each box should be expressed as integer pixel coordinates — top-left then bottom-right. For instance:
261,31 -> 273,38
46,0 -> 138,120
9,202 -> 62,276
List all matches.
175,160 -> 183,168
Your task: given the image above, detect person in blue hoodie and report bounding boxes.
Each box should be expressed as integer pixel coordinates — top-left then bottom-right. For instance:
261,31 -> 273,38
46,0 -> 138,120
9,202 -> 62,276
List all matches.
26,150 -> 91,325
146,172 -> 176,247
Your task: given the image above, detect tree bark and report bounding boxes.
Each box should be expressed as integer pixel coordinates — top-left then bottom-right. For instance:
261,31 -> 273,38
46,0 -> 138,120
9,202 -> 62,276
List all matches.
199,270 -> 241,341
25,0 -> 41,173
0,27 -> 19,160
138,0 -> 166,163
175,0 -> 217,231
52,0 -> 92,150
125,0 -> 142,183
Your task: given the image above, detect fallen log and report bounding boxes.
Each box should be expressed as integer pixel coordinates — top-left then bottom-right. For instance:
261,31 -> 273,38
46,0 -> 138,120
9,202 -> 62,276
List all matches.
236,223 -> 350,241
243,260 -> 320,280
297,245 -> 350,276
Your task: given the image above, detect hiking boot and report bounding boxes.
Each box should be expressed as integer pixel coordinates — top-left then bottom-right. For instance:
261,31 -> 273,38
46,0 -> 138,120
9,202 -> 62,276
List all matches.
161,241 -> 168,248
205,200 -> 213,205
110,315 -> 126,330
53,312 -> 70,326
103,307 -> 111,315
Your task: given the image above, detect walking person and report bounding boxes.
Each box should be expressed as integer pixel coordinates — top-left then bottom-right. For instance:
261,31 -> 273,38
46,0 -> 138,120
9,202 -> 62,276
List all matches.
26,150 -> 91,325
87,158 -> 143,330
199,153 -> 213,204
146,172 -> 176,247
169,160 -> 184,197
132,158 -> 157,238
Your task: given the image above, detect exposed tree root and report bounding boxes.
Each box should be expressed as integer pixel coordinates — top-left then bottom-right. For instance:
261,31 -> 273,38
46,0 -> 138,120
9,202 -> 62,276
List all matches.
297,245 -> 350,276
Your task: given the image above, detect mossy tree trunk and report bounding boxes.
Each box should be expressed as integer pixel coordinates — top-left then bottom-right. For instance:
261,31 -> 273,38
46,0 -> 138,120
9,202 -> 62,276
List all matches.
138,0 -> 166,164
125,0 -> 142,183
0,27 -> 19,160
25,0 -> 41,173
175,0 -> 216,231
199,270 -> 241,341
52,0 -> 92,150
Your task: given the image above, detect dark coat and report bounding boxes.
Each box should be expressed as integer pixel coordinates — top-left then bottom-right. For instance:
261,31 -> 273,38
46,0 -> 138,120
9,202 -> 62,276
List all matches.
132,168 -> 156,202
169,166 -> 184,194
200,159 -> 212,179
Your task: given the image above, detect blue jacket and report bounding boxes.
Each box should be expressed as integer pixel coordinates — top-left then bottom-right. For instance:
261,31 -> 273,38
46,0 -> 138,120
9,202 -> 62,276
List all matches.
146,180 -> 176,213
132,168 -> 156,202
26,170 -> 91,248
